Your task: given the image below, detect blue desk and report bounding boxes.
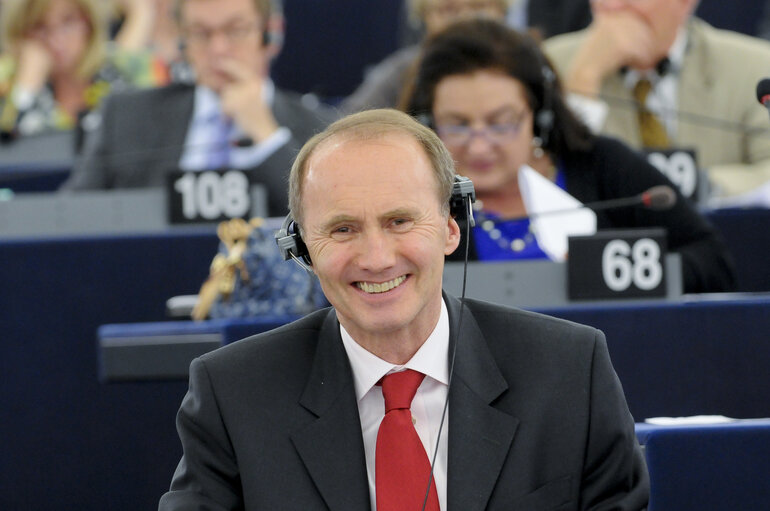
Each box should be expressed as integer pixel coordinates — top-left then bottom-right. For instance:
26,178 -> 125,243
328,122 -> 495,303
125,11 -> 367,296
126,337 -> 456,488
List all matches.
0,131 -> 74,192
98,316 -> 299,381
539,295 -> 770,420
0,231 -> 218,510
635,420 -> 770,510
96,295 -> 770,421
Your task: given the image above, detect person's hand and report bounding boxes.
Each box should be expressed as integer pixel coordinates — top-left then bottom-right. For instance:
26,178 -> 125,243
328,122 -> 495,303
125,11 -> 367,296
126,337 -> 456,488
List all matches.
564,11 -> 658,98
112,0 -> 157,51
217,59 -> 279,143
113,0 -> 156,16
14,38 -> 52,94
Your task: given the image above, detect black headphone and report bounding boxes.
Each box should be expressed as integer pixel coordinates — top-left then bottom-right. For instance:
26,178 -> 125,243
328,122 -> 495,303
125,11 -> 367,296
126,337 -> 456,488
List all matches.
275,175 -> 476,272
536,63 -> 556,149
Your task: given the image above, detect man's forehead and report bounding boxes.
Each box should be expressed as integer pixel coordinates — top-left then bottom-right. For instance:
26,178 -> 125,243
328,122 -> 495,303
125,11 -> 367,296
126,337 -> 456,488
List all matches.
307,131 -> 428,174
591,0 -> 689,12
183,0 -> 260,20
302,132 -> 440,197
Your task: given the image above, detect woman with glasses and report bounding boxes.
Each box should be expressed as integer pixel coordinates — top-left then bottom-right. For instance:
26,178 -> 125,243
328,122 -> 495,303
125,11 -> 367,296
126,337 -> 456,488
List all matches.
0,0 -> 164,144
405,17 -> 735,293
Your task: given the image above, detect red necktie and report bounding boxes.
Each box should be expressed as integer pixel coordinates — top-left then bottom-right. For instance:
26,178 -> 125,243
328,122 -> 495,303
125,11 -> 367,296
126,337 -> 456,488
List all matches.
375,369 -> 440,511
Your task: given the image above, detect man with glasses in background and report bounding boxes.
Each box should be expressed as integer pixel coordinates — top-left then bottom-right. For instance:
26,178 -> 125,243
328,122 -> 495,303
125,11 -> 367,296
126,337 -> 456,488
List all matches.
62,0 -> 337,217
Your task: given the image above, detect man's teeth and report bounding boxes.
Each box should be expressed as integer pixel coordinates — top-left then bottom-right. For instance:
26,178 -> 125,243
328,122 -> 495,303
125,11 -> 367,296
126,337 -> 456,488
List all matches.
356,276 -> 406,294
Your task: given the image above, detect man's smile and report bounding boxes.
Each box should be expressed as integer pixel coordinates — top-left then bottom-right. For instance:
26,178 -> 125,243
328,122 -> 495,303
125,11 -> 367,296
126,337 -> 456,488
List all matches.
355,275 -> 408,294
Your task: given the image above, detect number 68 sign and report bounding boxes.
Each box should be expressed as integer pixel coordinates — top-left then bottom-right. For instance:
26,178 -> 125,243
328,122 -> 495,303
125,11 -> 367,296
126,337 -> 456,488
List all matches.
568,229 -> 668,300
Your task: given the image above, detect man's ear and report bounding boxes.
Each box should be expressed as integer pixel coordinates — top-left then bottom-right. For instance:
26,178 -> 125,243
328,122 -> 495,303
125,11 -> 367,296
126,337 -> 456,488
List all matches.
444,215 -> 461,255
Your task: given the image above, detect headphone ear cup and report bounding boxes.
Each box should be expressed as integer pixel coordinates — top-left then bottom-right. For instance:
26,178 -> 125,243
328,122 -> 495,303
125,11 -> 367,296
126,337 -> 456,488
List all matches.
275,215 -> 312,266
450,175 -> 476,226
535,65 -> 556,146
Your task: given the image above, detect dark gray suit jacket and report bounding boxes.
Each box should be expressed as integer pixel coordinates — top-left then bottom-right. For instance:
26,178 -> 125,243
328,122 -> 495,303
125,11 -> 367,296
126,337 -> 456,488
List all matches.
61,83 -> 337,216
159,294 -> 648,510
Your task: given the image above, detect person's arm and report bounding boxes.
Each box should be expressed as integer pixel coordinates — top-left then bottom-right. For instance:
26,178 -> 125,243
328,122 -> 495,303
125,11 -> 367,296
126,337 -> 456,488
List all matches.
112,0 -> 157,52
706,97 -> 770,196
224,82 -> 338,216
580,330 -> 649,510
562,12 -> 657,99
159,357 -> 243,510
0,39 -> 52,135
217,60 -> 281,145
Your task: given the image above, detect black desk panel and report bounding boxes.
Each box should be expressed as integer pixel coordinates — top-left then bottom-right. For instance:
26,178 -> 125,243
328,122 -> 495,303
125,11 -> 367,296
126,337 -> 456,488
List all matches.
0,232 -> 218,510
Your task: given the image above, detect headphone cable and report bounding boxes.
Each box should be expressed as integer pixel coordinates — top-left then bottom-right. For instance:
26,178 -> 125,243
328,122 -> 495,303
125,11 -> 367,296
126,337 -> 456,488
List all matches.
421,195 -> 473,511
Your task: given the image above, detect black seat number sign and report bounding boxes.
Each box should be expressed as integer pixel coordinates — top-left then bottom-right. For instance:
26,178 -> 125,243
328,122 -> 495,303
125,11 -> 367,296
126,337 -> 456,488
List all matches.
568,229 -> 667,300
645,148 -> 699,201
167,170 -> 252,223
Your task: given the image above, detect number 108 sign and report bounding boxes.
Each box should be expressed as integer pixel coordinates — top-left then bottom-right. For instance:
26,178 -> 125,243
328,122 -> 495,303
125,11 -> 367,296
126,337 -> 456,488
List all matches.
568,229 -> 668,300
167,170 -> 252,224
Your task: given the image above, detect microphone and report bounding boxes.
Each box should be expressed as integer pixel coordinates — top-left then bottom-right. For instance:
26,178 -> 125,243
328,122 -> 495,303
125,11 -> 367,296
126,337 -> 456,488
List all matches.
638,184 -> 677,210
756,78 -> 770,119
499,185 -> 677,222
592,90 -> 770,136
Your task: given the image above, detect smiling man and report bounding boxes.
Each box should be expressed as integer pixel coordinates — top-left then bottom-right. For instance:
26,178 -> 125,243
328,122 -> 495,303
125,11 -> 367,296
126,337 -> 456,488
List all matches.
160,109 -> 648,510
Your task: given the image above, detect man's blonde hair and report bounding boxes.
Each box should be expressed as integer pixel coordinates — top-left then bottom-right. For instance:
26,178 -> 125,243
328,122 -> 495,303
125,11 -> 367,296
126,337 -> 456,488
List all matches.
288,109 -> 456,226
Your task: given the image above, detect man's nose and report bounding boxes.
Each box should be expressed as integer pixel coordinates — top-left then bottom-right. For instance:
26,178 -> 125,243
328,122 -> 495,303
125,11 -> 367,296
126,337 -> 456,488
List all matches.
207,32 -> 232,54
355,229 -> 396,271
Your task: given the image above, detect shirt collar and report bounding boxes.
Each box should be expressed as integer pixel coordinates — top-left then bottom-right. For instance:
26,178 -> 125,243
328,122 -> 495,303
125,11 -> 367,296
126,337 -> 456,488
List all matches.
340,298 -> 450,403
192,85 -> 221,122
667,27 -> 688,74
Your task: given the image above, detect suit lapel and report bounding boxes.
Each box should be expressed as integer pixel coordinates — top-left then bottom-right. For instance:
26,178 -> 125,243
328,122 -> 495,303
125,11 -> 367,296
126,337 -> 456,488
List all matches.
166,85 -> 196,167
444,295 -> 519,511
290,309 -> 371,511
678,19 -> 714,146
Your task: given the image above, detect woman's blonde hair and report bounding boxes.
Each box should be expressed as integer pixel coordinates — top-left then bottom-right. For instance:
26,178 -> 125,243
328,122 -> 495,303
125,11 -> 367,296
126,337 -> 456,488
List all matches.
1,0 -> 108,79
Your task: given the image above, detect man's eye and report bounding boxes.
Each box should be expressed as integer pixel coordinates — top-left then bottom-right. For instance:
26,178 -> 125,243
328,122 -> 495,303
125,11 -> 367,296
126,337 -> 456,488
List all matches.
332,226 -> 351,234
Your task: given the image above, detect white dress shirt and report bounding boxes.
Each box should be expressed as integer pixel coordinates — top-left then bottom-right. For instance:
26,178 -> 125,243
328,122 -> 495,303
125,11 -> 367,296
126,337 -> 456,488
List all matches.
179,80 -> 291,171
340,299 -> 450,511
